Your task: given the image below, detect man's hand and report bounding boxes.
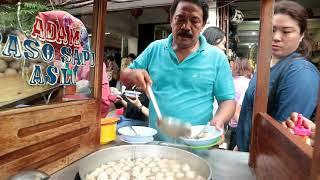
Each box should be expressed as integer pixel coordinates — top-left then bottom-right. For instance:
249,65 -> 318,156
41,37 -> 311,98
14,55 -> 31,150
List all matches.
121,69 -> 152,92
209,119 -> 225,146
210,119 -> 224,131
210,100 -> 236,131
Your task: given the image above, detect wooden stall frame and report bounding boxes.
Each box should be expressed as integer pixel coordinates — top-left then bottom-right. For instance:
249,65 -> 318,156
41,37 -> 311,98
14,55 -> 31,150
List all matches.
91,0 -> 108,149
0,0 -> 108,178
217,4 -> 229,53
252,112 -> 313,179
250,0 -> 320,179
311,90 -> 320,180
249,0 -> 273,168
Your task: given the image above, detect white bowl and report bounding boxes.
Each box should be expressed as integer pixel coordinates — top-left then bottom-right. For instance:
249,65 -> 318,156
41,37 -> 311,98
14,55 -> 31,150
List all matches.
119,136 -> 154,144
180,125 -> 223,146
118,126 -> 157,144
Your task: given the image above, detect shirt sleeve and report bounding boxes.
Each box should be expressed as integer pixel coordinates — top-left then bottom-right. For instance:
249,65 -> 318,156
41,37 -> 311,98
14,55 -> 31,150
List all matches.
101,84 -> 111,117
274,62 -> 319,121
214,55 -> 235,102
101,63 -> 113,117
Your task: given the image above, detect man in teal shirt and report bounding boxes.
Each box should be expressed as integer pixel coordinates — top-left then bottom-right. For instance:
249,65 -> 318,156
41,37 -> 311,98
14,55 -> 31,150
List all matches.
121,0 -> 235,141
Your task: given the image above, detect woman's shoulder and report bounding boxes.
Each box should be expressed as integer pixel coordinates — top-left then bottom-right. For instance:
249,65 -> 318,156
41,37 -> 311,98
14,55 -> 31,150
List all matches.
283,58 -> 320,82
288,58 -> 319,73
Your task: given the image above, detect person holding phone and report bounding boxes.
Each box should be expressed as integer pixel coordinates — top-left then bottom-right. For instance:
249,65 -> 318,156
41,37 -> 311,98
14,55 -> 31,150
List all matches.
114,87 -> 149,129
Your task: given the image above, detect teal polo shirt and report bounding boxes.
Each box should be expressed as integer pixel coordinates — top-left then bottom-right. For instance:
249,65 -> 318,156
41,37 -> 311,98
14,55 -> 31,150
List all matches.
129,34 -> 235,141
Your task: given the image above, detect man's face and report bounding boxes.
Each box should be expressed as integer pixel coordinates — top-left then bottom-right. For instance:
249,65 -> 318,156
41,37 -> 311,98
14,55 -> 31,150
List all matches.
170,1 -> 205,50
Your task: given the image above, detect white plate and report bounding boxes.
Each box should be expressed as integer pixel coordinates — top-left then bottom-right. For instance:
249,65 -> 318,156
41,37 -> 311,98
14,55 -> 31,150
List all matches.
124,90 -> 141,97
119,135 -> 154,144
180,125 -> 223,146
111,92 -> 122,96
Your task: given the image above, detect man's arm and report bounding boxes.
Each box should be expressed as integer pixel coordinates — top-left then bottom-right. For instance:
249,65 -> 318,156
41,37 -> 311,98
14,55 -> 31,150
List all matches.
120,68 -> 136,88
120,68 -> 152,92
211,100 -> 236,130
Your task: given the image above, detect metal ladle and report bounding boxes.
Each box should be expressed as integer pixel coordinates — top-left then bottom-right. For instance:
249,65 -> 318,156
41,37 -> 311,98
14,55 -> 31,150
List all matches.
147,85 -> 191,138
129,126 -> 139,136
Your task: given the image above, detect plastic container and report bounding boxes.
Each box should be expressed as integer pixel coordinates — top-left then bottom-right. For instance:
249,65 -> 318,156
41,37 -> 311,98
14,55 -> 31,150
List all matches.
100,117 -> 119,144
293,114 -> 311,143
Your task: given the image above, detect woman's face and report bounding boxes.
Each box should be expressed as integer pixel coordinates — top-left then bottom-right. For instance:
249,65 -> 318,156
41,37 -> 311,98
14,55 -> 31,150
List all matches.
229,60 -> 234,71
216,36 -> 226,52
272,14 -> 304,59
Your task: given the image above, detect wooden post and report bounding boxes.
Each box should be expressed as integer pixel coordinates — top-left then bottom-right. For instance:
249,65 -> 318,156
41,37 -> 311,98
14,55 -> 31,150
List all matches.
217,5 -> 229,52
249,0 -> 274,168
311,89 -> 320,180
226,5 -> 229,57
91,0 -> 108,149
252,112 -> 313,180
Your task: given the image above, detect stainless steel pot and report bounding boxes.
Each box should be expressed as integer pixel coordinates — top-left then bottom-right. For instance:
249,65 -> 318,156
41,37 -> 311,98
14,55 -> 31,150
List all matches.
79,145 -> 212,180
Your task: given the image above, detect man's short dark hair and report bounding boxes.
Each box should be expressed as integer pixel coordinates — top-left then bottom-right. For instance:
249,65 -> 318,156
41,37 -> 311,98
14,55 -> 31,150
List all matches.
170,0 -> 209,25
127,53 -> 136,59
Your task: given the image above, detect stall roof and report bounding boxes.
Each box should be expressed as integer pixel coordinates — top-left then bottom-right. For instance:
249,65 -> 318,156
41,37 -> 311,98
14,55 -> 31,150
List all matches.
46,0 -> 173,13
65,0 -> 174,15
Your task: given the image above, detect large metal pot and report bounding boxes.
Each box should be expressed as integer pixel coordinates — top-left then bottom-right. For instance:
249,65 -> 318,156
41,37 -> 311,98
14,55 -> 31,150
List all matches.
79,145 -> 212,180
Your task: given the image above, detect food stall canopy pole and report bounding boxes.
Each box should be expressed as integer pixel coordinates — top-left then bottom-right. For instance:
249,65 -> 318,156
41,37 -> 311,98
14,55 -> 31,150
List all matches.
311,89 -> 320,179
91,0 -> 108,148
249,0 -> 274,168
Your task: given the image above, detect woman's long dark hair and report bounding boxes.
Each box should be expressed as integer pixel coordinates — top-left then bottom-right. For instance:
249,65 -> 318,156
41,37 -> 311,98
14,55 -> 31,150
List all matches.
202,26 -> 225,46
274,1 -> 312,58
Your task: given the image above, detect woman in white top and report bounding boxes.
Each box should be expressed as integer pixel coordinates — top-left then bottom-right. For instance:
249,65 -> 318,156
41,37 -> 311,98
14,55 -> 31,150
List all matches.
228,57 -> 253,150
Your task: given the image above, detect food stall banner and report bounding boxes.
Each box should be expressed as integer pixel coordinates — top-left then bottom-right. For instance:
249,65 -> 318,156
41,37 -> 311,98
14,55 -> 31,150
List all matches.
0,11 -> 95,86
